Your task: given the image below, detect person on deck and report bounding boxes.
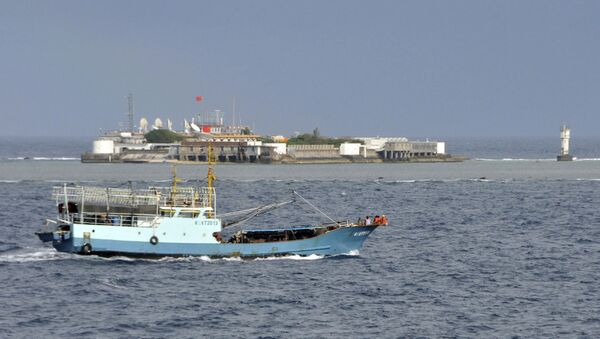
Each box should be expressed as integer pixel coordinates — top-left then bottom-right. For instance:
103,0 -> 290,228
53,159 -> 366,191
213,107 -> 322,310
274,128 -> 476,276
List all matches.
365,216 -> 371,225
381,215 -> 388,225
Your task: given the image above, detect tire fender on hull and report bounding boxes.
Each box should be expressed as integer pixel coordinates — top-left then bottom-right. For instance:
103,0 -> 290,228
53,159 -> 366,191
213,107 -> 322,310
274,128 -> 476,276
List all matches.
81,243 -> 92,255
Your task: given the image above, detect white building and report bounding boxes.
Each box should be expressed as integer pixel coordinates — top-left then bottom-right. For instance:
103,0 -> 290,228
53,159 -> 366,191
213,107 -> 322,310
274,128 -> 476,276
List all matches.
264,143 -> 287,155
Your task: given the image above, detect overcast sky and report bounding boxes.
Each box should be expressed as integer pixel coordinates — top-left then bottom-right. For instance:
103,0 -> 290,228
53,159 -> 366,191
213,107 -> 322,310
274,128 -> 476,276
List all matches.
1,0 -> 599,138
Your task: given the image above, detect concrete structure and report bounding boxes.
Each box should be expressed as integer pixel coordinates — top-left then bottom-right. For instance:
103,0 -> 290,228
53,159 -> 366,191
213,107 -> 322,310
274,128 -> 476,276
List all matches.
357,137 -> 408,151
264,143 -> 287,155
82,125 -> 458,163
287,144 -> 341,159
382,141 -> 412,160
83,132 -> 177,163
339,143 -> 361,156
436,142 -> 446,155
381,140 -> 446,161
179,140 -> 264,162
557,124 -> 573,161
339,143 -> 369,158
92,139 -> 114,154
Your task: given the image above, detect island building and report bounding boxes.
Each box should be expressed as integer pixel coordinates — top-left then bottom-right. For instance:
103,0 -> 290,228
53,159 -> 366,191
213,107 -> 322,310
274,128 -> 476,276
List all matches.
83,132 -> 457,164
82,109 -> 459,163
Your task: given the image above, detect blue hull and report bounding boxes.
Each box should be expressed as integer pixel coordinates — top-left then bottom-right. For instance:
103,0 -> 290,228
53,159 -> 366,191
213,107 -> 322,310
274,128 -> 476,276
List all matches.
50,225 -> 379,258
35,231 -> 54,243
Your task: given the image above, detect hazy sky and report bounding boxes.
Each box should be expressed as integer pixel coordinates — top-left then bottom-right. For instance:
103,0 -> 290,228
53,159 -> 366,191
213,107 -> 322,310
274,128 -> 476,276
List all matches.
1,0 -> 599,138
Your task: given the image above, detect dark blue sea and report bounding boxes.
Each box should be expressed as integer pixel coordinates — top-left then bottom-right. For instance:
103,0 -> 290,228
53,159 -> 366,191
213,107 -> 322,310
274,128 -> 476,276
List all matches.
1,136 -> 599,337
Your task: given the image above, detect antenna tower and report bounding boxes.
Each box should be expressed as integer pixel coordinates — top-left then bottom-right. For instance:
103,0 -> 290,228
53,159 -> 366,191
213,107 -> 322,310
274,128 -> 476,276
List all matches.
127,93 -> 134,132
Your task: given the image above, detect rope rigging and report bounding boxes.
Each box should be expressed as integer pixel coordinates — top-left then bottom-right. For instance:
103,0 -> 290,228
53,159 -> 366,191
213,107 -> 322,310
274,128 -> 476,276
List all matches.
220,199 -> 294,228
292,190 -> 338,224
219,190 -> 339,229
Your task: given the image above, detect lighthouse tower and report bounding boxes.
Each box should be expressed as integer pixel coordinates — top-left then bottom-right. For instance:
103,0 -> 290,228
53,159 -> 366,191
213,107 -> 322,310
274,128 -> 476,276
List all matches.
557,124 -> 573,161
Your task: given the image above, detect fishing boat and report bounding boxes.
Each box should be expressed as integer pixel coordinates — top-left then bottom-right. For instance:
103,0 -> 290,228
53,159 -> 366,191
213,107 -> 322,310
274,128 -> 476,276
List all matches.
36,147 -> 385,258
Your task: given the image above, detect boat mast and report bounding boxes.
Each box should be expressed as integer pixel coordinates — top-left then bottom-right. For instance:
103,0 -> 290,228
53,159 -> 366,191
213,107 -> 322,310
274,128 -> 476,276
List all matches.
170,164 -> 183,206
206,141 -> 216,217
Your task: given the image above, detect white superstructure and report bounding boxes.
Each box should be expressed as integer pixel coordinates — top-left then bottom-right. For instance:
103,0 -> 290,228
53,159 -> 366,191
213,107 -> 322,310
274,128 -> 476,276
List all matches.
92,140 -> 115,154
560,124 -> 571,156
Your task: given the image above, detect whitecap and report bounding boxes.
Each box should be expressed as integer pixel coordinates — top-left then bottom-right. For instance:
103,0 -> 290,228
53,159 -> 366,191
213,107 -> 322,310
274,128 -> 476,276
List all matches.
97,278 -> 129,289
254,254 -> 325,261
0,247 -> 75,263
474,158 -> 554,162
50,157 -> 79,161
342,249 -> 360,256
32,157 -> 78,161
154,255 -> 213,263
97,255 -> 137,262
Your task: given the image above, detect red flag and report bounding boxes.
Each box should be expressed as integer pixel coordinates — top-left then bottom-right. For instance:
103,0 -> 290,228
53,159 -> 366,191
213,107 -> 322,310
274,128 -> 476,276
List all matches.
195,96 -> 203,102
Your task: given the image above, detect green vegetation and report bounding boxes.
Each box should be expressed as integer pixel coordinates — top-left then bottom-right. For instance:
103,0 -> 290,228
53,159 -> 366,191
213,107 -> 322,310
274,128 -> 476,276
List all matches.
145,129 -> 187,143
287,128 -> 363,147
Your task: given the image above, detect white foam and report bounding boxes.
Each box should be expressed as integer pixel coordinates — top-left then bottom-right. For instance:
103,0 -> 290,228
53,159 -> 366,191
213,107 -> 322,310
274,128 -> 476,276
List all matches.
342,249 -> 360,256
254,254 -> 325,261
474,158 -> 554,162
32,157 -> 79,161
97,255 -> 137,262
97,278 -> 129,289
0,247 -> 75,263
154,255 -> 215,263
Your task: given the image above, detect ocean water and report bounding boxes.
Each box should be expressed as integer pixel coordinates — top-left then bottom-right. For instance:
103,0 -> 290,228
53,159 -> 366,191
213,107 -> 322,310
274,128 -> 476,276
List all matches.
1,137 -> 600,337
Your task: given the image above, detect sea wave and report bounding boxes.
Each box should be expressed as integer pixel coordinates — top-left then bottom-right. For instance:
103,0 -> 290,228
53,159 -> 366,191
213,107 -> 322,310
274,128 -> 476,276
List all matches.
474,157 -> 600,162
0,247 -> 76,263
156,255 -> 215,263
33,157 -> 79,161
154,254 -> 325,262
6,157 -> 79,161
341,249 -> 360,256
254,254 -> 325,261
474,158 -> 555,162
96,278 -> 131,289
378,178 -> 492,184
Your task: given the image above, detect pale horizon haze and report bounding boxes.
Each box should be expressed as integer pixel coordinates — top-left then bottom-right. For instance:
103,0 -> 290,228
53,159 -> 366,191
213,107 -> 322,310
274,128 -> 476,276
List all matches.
1,0 -> 599,138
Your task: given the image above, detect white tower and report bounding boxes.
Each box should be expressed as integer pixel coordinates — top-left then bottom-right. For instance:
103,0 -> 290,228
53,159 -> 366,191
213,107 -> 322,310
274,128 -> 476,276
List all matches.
557,124 -> 573,161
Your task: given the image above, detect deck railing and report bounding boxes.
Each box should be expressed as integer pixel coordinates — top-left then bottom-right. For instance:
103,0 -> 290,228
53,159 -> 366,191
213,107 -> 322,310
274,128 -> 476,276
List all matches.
53,185 -> 217,214
60,211 -> 161,227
